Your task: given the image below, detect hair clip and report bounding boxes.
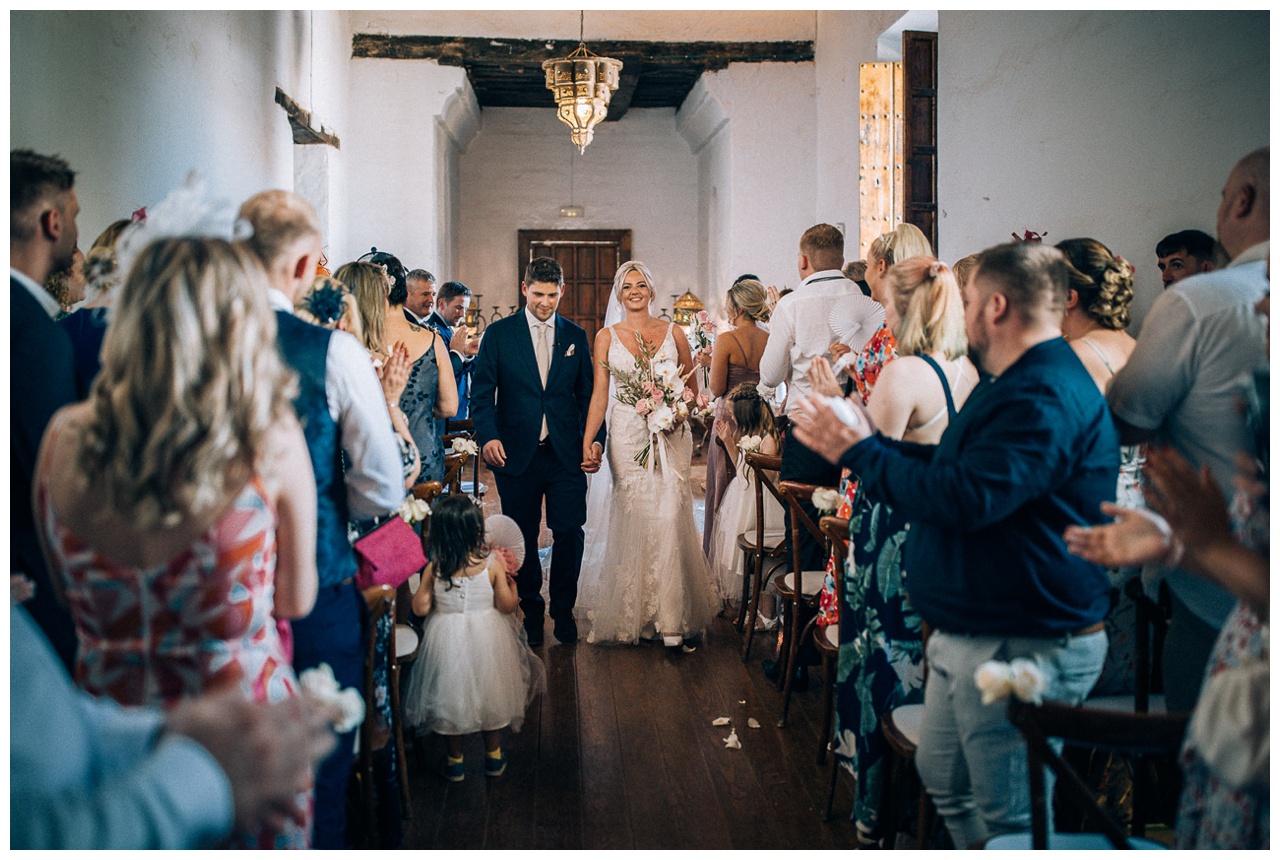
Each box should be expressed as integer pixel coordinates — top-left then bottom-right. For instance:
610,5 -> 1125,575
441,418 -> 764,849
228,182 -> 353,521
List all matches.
303,283 -> 347,326
927,261 -> 943,278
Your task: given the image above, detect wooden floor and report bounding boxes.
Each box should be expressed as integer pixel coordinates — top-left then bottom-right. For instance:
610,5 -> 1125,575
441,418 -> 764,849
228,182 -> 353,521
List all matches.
401,616 -> 860,850
401,449 -> 861,850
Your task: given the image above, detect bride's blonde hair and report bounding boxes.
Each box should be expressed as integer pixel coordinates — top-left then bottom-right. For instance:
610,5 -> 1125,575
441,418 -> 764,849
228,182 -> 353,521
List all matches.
79,237 -> 296,530
612,260 -> 656,304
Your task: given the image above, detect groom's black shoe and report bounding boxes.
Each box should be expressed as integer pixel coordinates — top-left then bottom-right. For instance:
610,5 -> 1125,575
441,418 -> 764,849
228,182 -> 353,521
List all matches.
553,617 -> 578,644
524,618 -> 545,647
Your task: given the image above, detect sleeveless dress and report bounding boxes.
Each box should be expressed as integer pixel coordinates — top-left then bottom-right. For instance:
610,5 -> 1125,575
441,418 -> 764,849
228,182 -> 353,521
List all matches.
36,422 -> 309,849
577,323 -> 719,644
402,556 -> 546,735
701,345 -> 760,556
708,441 -> 784,598
400,331 -> 445,485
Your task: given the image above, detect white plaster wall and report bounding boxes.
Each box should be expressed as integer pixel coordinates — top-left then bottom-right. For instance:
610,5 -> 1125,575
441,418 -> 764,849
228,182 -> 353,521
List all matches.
10,10 -> 322,246
938,11 -> 1269,332
815,9 -> 912,251
454,107 -> 700,310
339,58 -> 477,270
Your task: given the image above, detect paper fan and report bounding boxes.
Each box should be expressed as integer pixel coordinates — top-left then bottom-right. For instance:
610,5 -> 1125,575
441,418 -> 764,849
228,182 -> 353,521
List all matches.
485,514 -> 526,569
828,295 -> 886,348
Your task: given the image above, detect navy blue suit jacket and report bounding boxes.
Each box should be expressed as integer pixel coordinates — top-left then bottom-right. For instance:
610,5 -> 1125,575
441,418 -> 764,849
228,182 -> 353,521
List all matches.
471,311 -> 603,476
425,310 -> 472,423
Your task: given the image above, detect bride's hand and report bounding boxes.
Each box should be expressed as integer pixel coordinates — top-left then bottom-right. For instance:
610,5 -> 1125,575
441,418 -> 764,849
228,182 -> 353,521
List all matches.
581,441 -> 603,474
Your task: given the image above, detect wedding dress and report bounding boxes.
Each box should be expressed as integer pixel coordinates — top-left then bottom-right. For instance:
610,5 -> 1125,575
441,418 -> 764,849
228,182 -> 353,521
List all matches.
576,322 -> 718,644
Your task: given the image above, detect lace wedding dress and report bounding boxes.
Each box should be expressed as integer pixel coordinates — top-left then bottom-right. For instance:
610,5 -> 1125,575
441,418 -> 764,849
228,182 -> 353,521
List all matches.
577,323 -> 718,645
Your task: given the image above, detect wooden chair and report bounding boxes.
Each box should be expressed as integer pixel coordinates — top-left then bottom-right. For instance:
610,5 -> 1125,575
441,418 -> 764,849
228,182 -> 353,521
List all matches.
816,515 -> 849,768
774,480 -> 837,728
1085,577 -> 1171,715
738,450 -> 789,662
877,621 -> 935,850
355,585 -> 396,845
444,418 -> 486,497
984,700 -> 1189,849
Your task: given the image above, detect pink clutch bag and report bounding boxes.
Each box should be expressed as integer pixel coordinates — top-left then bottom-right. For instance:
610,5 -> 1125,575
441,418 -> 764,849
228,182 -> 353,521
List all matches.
353,516 -> 426,590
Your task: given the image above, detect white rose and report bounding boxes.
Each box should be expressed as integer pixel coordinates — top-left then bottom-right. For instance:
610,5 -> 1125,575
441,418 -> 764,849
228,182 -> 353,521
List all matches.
739,434 -> 763,454
1008,658 -> 1047,704
299,663 -> 341,699
333,688 -> 367,734
973,660 -> 1013,705
451,437 -> 478,456
811,487 -> 842,513
647,403 -> 676,434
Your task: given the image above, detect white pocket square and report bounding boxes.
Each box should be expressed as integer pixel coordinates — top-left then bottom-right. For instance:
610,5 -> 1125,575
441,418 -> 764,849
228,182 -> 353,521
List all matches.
564,344 -> 576,357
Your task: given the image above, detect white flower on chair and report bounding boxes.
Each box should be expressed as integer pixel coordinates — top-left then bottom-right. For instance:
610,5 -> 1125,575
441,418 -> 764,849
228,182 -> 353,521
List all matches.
450,437 -> 479,456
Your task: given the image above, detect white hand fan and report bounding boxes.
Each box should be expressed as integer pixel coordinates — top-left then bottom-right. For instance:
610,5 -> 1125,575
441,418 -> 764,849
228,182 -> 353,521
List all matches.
828,295 -> 886,350
485,514 -> 526,569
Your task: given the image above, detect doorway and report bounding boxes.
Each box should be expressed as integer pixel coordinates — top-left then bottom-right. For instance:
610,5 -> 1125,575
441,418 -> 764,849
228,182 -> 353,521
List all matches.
517,229 -> 633,343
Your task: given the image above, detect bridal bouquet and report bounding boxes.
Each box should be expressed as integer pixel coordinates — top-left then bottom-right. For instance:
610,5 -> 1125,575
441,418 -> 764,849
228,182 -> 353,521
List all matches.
604,335 -> 710,468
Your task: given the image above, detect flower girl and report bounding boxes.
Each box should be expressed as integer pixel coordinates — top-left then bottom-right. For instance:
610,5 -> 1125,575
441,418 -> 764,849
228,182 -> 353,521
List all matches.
708,383 -> 785,618
402,495 -> 545,781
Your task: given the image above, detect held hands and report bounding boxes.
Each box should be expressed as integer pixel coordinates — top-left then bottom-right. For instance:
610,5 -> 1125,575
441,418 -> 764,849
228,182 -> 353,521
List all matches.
581,441 -> 604,474
807,356 -> 844,398
791,394 -> 874,465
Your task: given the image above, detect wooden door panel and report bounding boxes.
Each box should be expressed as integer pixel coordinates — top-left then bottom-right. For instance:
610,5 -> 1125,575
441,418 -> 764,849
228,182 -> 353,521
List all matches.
902,30 -> 938,253
517,229 -> 631,343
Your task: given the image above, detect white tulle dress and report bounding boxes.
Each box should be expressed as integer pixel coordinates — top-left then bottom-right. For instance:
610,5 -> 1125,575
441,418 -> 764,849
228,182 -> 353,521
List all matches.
403,555 -> 546,735
708,445 -> 785,598
577,324 -> 719,644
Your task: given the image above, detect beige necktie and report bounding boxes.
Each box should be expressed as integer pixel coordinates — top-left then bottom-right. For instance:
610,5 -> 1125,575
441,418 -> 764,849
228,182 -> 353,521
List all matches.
536,322 -> 550,440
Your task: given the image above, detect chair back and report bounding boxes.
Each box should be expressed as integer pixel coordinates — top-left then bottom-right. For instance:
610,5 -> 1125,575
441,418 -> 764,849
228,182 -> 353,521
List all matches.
819,515 -> 850,607
356,584 -> 396,845
1006,699 -> 1190,850
779,480 -> 834,576
442,419 -> 480,494
715,431 -> 737,482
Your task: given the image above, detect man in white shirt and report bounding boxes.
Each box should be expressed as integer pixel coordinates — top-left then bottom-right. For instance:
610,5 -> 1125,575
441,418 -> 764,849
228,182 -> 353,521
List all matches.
1108,147 -> 1269,712
760,223 -> 881,572
239,189 -> 403,847
10,148 -> 82,671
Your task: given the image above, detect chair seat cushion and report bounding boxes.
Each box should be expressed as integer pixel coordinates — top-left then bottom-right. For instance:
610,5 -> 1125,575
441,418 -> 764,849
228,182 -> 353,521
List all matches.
823,623 -> 839,649
985,832 -> 1167,850
395,623 -> 420,660
882,703 -> 925,751
776,570 -> 825,596
737,530 -> 786,552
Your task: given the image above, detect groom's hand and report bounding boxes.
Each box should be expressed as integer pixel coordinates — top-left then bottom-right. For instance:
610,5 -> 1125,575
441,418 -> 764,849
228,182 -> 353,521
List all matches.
482,439 -> 507,468
581,442 -> 603,474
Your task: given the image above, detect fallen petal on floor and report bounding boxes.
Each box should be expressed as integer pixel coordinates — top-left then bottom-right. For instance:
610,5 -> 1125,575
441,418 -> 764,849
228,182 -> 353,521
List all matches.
747,717 -> 761,729
712,716 -> 731,726
724,729 -> 742,749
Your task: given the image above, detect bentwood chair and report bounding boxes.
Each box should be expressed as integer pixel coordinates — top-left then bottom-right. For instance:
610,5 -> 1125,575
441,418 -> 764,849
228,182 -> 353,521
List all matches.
983,700 -> 1189,850
444,418 -> 486,497
815,515 -> 849,769
876,621 -> 934,850
774,480 -> 836,728
356,585 -> 397,845
738,451 -> 789,662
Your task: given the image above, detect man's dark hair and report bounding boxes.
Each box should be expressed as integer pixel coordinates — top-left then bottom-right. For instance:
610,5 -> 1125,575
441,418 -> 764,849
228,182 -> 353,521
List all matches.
733,273 -> 760,285
408,268 -> 435,284
974,242 -> 1070,325
12,150 -> 75,241
1155,229 -> 1217,263
437,280 -> 471,303
524,256 -> 564,287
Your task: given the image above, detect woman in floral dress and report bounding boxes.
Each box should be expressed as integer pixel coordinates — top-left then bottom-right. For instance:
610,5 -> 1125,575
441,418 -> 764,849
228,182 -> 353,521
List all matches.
35,238 -> 319,849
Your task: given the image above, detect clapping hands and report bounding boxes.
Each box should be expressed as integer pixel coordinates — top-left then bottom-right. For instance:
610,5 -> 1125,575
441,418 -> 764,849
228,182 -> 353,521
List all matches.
791,393 -> 875,465
377,341 -> 412,404
807,356 -> 844,398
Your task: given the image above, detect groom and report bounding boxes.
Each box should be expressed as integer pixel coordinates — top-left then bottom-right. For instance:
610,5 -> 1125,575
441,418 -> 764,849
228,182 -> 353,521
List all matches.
471,257 -> 604,646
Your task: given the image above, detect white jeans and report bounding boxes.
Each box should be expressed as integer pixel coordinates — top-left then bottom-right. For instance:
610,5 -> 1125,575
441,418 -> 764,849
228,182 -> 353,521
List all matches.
915,629 -> 1107,849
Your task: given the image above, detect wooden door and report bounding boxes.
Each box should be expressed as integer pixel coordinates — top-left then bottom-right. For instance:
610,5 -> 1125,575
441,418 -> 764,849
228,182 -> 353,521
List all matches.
902,30 -> 938,253
858,61 -> 904,261
517,229 -> 632,343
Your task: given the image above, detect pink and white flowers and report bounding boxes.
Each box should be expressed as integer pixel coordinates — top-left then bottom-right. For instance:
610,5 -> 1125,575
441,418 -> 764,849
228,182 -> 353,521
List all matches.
603,332 -> 703,468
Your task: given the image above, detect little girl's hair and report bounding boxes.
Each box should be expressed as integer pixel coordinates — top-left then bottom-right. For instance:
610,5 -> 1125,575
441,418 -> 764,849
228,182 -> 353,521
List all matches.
427,494 -> 486,588
727,382 -> 776,440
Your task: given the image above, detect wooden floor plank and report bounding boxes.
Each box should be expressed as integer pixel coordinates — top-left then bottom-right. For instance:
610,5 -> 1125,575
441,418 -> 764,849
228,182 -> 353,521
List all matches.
532,643 -> 584,849
575,639 -> 633,850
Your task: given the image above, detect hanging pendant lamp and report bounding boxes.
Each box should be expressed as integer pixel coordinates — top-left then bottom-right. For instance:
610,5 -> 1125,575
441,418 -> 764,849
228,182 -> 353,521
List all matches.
543,12 -> 622,154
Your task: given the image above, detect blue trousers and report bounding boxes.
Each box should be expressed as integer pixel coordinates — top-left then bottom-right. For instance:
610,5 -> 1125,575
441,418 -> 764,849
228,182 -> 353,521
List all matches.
291,581 -> 367,849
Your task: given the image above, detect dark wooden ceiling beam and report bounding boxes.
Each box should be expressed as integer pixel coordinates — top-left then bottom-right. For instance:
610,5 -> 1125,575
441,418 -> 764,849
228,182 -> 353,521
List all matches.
351,33 -> 814,66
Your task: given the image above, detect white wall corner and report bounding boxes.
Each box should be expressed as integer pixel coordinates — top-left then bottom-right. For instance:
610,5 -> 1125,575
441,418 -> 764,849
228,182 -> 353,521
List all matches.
675,76 -> 729,156
438,77 -> 482,153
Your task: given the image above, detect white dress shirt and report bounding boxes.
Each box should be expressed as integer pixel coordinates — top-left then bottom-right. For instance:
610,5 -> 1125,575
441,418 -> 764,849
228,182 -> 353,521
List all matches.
758,270 -> 881,416
12,267 -> 61,319
268,289 -> 404,517
525,305 -> 556,439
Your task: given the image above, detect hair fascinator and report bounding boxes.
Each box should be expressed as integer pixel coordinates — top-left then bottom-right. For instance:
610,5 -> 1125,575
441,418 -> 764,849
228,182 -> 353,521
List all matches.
303,280 -> 349,326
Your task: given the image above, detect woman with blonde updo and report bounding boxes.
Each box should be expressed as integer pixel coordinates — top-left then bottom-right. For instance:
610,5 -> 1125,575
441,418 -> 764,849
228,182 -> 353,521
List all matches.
35,237 -> 318,848
1056,237 -> 1143,698
816,256 -> 977,844
698,277 -> 772,560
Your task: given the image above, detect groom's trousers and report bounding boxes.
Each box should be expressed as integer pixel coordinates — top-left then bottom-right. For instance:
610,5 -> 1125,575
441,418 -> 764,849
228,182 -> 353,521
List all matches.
494,439 -> 587,624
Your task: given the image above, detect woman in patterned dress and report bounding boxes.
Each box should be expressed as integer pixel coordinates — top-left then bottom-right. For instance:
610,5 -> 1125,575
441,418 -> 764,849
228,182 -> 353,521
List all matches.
35,238 -> 319,848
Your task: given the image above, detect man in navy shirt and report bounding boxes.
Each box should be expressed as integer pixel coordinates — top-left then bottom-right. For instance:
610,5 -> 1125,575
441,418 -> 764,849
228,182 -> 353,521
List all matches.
793,242 -> 1117,847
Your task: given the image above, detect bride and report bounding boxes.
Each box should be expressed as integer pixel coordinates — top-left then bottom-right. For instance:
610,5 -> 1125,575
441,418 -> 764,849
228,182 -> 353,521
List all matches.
575,261 -> 718,648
